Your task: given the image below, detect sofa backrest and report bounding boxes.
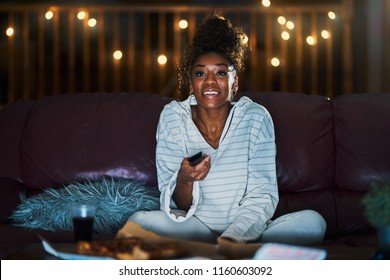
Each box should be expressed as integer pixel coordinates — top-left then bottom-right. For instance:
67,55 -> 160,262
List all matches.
0,100 -> 34,181
334,93 -> 390,190
0,91 -> 339,235
2,91 -> 388,239
241,92 -> 338,236
242,92 -> 334,192
333,92 -> 390,236
14,93 -> 171,190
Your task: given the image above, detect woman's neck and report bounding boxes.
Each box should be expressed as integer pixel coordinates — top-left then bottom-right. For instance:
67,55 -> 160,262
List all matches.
191,104 -> 231,149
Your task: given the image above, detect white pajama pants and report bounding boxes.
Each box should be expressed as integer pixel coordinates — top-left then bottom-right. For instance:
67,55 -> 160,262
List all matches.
128,209 -> 326,246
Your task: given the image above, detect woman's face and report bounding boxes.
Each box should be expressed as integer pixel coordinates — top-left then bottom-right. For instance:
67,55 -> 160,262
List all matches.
190,52 -> 238,110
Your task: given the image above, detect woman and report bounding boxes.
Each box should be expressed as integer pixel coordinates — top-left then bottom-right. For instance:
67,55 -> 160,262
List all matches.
129,13 -> 326,245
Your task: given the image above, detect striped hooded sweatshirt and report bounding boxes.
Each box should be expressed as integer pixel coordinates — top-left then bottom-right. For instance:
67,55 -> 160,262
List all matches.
156,95 -> 279,242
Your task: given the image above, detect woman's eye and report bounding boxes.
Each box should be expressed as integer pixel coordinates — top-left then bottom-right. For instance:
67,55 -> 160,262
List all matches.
217,71 -> 227,76
195,71 -> 204,77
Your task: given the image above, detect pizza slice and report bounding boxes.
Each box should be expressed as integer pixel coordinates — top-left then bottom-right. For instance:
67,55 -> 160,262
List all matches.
75,237 -> 188,260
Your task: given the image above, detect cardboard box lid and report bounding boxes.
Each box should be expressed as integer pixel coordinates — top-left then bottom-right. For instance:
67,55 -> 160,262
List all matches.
117,221 -> 262,259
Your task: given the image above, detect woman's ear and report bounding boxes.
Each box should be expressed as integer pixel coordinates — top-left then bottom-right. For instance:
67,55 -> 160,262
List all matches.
189,83 -> 193,95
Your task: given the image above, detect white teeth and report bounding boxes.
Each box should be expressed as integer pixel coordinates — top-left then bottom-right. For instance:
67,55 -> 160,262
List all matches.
203,91 -> 218,95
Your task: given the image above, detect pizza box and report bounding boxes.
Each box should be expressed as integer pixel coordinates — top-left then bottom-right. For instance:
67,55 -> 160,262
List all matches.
39,222 -> 260,260
40,221 -> 326,260
116,221 -> 262,259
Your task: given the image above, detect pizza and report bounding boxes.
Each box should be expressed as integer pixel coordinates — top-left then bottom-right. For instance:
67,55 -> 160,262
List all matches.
75,237 -> 188,260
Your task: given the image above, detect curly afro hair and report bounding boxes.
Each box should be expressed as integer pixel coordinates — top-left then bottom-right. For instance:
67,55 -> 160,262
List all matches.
178,12 -> 249,99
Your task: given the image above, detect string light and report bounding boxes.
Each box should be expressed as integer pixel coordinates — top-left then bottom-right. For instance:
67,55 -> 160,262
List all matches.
178,19 -> 188,29
77,11 -> 86,20
6,27 -> 14,37
281,31 -> 290,40
328,11 -> 336,20
277,16 -> 286,25
113,50 -> 123,60
262,0 -> 271,8
88,18 -> 97,27
321,30 -> 330,39
45,11 -> 54,20
2,6 -> 338,77
306,36 -> 316,45
271,57 -> 280,67
157,54 -> 168,65
286,21 -> 295,30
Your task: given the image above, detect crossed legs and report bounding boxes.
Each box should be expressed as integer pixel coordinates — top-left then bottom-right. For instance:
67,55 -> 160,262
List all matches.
128,209 -> 326,246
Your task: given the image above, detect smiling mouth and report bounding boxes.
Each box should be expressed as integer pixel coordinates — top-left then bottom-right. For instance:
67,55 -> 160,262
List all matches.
202,91 -> 219,96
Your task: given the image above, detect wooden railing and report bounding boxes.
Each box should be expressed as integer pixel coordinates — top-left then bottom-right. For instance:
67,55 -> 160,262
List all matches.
0,2 -> 353,103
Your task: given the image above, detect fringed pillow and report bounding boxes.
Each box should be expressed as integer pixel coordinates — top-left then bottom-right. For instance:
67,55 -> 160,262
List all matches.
10,178 -> 160,235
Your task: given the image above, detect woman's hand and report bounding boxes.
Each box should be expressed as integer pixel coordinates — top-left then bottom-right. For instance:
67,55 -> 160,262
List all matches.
181,154 -> 211,182
173,155 -> 211,211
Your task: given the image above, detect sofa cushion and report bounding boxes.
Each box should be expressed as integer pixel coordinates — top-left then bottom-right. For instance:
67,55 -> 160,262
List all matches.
20,92 -> 171,190
241,92 -> 334,193
334,92 -> 390,191
333,93 -> 390,236
10,178 -> 160,234
0,100 -> 34,180
274,189 -> 338,238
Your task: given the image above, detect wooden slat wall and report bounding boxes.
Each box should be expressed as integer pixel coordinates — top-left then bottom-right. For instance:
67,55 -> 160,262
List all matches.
249,12 -> 258,92
7,13 -> 15,101
158,12 -> 166,94
82,13 -> 90,93
68,10 -> 76,94
38,12 -> 45,98
53,10 -> 60,95
326,16 -> 333,98
265,13 -> 273,92
0,4 -> 350,103
295,13 -> 303,94
127,13 -> 135,93
341,1 -> 353,95
22,12 -> 29,100
112,13 -> 120,93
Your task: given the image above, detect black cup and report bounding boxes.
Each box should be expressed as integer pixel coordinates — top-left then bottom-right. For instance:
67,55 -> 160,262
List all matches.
71,205 -> 95,242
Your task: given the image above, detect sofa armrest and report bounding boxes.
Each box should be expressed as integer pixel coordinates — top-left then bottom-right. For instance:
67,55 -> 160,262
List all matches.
0,177 -> 25,224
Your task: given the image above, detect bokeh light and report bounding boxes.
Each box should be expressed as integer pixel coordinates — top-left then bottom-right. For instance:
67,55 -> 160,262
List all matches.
328,11 -> 336,20
277,16 -> 286,25
113,50 -> 123,60
157,54 -> 168,65
271,57 -> 280,67
77,11 -> 86,20
306,36 -> 316,45
178,19 -> 188,29
6,27 -> 14,37
88,18 -> 97,27
281,31 -> 290,40
286,21 -> 295,30
45,11 -> 54,20
262,0 -> 271,8
321,30 -> 330,39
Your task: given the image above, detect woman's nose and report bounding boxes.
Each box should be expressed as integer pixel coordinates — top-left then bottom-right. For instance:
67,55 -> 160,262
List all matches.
204,73 -> 216,84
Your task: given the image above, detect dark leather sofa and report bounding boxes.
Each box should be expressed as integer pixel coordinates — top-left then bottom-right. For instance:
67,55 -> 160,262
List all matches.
1,91 -> 389,259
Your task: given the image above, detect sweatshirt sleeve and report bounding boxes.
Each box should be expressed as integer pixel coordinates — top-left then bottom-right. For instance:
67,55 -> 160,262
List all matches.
156,106 -> 203,222
220,109 -> 279,242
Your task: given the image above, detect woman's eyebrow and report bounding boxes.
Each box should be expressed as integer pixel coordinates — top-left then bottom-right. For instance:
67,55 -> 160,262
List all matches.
193,63 -> 230,68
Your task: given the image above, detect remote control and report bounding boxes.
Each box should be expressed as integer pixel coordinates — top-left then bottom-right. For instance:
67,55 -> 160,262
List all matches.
188,152 -> 203,166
